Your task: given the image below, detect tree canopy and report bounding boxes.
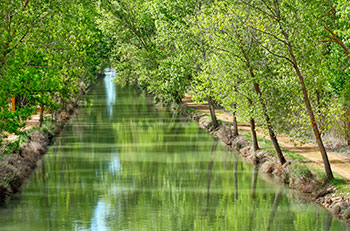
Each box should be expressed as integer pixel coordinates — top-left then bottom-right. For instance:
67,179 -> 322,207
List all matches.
100,0 -> 350,179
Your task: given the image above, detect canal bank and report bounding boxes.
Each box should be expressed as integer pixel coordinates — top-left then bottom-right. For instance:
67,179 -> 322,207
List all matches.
176,98 -> 350,222
0,71 -> 107,203
0,77 -> 349,230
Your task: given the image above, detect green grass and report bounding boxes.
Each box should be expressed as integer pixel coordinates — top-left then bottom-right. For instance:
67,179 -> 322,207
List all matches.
236,126 -> 350,194
243,132 -> 308,162
310,167 -> 350,193
289,162 -> 313,179
283,149 -> 308,162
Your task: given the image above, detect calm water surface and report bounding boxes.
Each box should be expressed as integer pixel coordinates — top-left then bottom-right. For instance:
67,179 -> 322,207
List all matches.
0,72 -> 349,231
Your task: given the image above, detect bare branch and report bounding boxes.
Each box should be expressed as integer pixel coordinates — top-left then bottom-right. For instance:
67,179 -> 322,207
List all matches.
240,0 -> 275,19
248,25 -> 287,45
324,24 -> 350,59
258,41 -> 293,63
260,0 -> 277,18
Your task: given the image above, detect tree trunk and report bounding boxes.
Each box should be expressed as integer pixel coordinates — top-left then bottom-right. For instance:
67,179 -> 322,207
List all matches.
233,114 -> 239,136
232,103 -> 239,136
281,30 -> 333,179
252,79 -> 286,165
250,118 -> 260,151
237,34 -> 286,164
11,97 -> 15,112
173,91 -> 183,105
344,109 -> 350,145
39,104 -> 44,127
208,97 -> 219,129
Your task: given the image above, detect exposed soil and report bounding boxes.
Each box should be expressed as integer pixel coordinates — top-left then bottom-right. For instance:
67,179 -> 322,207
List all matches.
181,94 -> 350,222
0,100 -> 79,203
5,113 -> 48,143
182,94 -> 350,180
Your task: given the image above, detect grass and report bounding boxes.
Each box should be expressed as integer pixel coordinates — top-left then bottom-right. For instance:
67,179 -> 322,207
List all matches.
283,149 -> 308,162
242,131 -> 308,162
310,167 -> 350,193
0,116 -> 56,159
289,162 -> 313,179
192,106 -> 350,193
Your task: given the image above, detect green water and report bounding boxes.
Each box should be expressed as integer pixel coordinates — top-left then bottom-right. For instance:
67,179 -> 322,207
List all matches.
0,73 -> 349,231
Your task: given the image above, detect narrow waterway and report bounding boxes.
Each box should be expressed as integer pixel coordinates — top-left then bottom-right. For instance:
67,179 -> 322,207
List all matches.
0,72 -> 349,231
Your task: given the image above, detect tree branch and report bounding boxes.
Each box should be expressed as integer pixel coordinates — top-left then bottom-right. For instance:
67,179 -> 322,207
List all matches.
323,24 -> 350,59
249,25 -> 288,45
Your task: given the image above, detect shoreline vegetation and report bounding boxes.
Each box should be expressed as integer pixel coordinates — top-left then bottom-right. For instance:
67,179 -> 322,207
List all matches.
172,99 -> 350,222
0,1 -> 109,205
0,81 -> 349,222
0,80 -> 94,203
1,0 -> 350,225
95,0 -> 350,222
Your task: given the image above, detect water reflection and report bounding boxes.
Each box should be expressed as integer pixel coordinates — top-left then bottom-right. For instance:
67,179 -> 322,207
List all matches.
251,166 -> 258,199
0,81 -> 349,231
103,68 -> 116,118
90,200 -> 111,231
267,189 -> 283,231
206,140 -> 218,214
109,151 -> 121,175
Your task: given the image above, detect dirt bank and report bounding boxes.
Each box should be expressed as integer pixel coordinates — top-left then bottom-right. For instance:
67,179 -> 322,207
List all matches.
177,104 -> 350,222
0,96 -> 84,203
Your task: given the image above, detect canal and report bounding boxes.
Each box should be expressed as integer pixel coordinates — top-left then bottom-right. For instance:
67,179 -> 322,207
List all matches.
0,71 -> 349,230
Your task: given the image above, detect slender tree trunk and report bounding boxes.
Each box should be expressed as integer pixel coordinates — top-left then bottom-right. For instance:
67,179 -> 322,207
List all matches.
173,91 -> 183,105
252,79 -> 286,164
239,38 -> 286,164
11,97 -> 15,112
250,118 -> 260,151
39,104 -> 44,127
233,114 -> 239,136
208,97 -> 219,129
233,104 -> 239,136
281,30 -> 333,179
344,109 -> 350,145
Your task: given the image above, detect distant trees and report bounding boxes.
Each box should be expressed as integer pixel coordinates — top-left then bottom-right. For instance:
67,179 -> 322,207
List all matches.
98,0 -> 350,179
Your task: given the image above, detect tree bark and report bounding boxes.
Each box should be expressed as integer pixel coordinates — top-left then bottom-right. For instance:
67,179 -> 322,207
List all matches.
281,29 -> 333,179
237,33 -> 286,164
344,109 -> 350,145
251,78 -> 286,165
232,103 -> 239,136
233,113 -> 239,136
11,97 -> 15,112
250,118 -> 260,151
208,97 -> 219,129
39,104 -> 44,127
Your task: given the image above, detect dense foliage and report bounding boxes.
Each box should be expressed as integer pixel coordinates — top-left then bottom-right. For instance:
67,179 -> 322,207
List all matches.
0,0 -> 109,145
1,0 -> 349,179
100,0 -> 350,179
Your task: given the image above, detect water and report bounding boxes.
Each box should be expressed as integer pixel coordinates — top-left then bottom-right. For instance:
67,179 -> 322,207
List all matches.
0,74 -> 349,231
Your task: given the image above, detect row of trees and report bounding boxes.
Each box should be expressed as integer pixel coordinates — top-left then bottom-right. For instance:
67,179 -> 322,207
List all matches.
0,0 -> 110,145
101,0 -> 350,180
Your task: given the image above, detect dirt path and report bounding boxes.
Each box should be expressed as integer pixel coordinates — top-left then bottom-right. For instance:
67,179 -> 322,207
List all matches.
5,114 -> 41,142
183,95 -> 350,180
